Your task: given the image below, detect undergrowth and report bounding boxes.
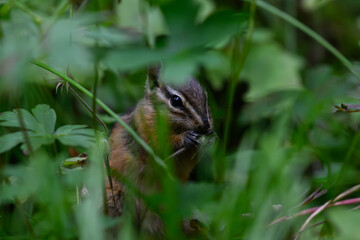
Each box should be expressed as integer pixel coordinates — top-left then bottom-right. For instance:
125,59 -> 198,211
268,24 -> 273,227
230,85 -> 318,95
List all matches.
1,0 -> 360,239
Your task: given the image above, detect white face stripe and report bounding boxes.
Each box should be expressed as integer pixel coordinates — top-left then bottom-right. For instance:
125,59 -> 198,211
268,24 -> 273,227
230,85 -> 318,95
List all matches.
156,88 -> 168,103
165,86 -> 203,125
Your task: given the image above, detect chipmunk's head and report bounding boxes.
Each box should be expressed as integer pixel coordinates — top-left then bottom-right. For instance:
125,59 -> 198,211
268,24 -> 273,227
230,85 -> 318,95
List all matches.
145,65 -> 213,137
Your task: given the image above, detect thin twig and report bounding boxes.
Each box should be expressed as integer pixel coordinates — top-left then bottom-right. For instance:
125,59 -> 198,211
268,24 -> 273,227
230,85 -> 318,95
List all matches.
270,183 -> 360,239
294,200 -> 331,240
269,198 -> 360,226
298,185 -> 326,207
333,184 -> 360,202
16,107 -> 33,155
351,205 -> 360,211
67,86 -> 108,135
293,220 -> 326,237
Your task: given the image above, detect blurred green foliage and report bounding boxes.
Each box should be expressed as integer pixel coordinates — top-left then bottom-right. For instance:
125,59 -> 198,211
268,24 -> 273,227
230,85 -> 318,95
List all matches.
0,104 -> 95,153
1,0 -> 360,239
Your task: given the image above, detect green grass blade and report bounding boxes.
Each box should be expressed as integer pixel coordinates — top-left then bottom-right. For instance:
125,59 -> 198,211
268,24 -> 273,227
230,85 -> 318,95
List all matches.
252,0 -> 360,79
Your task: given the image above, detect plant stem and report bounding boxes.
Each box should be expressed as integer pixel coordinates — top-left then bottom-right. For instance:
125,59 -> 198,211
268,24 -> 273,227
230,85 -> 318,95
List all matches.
67,85 -> 107,134
14,2 -> 42,25
294,200 -> 330,240
15,106 -> 33,155
269,197 -> 360,226
217,0 -> 256,182
284,0 -> 296,52
92,62 -> 99,133
336,130 -> 360,184
14,199 -> 37,240
49,0 -> 69,29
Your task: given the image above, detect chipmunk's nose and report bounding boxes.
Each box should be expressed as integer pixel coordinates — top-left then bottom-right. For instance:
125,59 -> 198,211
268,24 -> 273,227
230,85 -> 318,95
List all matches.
196,117 -> 212,135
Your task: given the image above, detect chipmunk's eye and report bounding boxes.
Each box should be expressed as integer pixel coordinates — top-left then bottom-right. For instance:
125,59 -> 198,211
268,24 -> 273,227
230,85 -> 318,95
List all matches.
170,95 -> 184,108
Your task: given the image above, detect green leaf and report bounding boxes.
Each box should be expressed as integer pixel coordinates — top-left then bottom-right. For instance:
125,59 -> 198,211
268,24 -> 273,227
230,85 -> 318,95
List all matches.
0,109 -> 39,131
188,11 -> 248,48
20,133 -> 55,152
31,104 -> 56,134
116,0 -> 142,32
0,105 -> 56,134
163,50 -> 225,85
194,0 -> 215,22
328,208 -> 360,239
145,4 -> 169,47
55,125 -> 93,135
0,105 -> 94,153
243,34 -> 304,100
85,26 -> 143,47
45,18 -> 92,71
161,0 -> 198,39
55,125 -> 95,148
0,132 -> 24,153
0,106 -> 56,152
240,90 -> 300,122
319,220 -> 334,238
163,52 -> 199,85
162,0 -> 247,49
103,47 -> 169,72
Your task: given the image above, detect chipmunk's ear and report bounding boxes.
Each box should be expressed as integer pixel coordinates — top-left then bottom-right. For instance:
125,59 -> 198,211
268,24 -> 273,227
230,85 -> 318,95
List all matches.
146,64 -> 161,94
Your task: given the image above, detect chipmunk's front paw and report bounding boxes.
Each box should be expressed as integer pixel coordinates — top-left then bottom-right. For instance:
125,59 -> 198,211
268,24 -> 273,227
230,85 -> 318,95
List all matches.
184,131 -> 200,148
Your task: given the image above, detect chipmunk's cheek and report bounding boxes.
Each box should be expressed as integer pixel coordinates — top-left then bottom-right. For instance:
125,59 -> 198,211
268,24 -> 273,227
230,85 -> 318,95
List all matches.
172,127 -> 190,138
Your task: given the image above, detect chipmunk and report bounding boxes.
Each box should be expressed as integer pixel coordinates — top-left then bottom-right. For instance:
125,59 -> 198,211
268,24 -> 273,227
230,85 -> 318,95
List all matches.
105,65 -> 213,237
